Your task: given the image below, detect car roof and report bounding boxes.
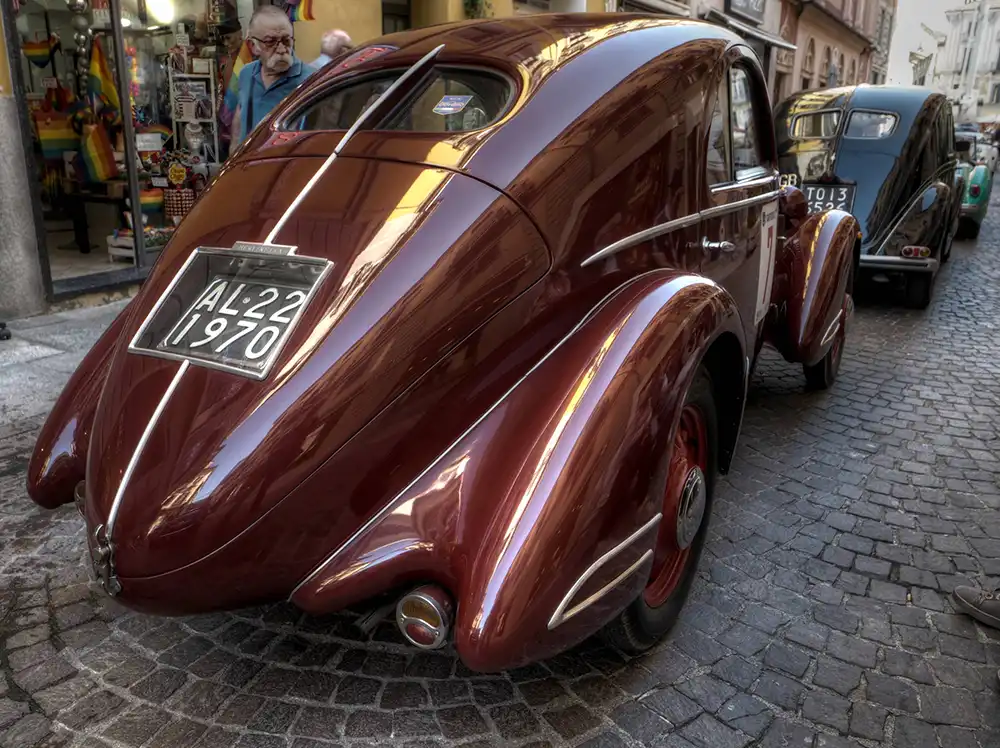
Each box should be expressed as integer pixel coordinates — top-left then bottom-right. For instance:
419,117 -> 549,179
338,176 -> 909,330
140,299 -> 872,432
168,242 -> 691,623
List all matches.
356,13 -> 741,79
776,84 -> 942,119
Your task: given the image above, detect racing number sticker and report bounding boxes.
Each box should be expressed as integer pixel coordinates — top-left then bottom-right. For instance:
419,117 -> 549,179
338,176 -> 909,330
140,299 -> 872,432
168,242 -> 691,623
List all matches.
756,199 -> 780,325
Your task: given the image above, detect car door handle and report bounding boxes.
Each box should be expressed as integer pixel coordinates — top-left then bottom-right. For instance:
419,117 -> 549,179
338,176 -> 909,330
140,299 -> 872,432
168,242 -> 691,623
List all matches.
698,237 -> 736,252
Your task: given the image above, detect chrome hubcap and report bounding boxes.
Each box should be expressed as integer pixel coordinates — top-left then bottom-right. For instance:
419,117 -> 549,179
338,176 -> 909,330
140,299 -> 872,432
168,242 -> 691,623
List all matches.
676,467 -> 706,550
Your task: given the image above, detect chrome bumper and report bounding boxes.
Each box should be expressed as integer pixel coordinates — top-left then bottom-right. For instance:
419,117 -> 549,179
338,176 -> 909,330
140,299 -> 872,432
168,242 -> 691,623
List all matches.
859,255 -> 938,273
960,203 -> 981,216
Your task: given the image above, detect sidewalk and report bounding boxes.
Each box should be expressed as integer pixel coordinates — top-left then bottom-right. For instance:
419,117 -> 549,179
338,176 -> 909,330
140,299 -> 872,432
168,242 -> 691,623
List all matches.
0,300 -> 129,424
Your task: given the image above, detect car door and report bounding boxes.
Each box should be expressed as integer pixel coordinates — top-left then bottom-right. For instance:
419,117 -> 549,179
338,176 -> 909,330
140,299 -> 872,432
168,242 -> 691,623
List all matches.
699,59 -> 781,351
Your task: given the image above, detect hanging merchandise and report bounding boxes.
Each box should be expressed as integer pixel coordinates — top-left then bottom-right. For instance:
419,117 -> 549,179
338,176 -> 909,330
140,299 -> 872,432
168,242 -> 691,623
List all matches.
285,0 -> 316,22
80,122 -> 120,182
22,34 -> 61,68
88,36 -> 122,127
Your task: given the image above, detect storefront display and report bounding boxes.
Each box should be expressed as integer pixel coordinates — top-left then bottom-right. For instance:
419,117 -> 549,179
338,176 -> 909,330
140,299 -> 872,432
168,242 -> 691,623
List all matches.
14,0 -> 247,291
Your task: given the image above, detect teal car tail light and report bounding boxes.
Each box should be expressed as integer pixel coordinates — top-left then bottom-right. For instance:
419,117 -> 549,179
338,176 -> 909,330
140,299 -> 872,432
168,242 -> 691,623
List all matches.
970,184 -> 982,198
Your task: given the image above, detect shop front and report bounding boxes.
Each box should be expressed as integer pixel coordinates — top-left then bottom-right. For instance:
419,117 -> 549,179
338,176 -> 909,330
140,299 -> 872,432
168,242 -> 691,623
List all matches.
3,0 -> 269,313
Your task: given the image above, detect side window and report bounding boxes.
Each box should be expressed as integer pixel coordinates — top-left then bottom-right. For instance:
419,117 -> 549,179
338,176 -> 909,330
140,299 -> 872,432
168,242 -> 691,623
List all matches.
729,67 -> 766,180
706,80 -> 730,185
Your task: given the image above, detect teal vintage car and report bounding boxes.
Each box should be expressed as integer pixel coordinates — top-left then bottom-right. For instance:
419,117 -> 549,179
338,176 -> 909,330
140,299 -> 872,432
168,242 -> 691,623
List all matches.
955,131 -> 993,239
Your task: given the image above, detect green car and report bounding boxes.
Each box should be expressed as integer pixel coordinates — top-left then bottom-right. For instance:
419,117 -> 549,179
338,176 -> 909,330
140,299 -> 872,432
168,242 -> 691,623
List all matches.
955,132 -> 993,239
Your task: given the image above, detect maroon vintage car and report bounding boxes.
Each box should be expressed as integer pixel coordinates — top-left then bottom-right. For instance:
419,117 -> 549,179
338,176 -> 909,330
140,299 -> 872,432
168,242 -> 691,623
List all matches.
27,14 -> 859,672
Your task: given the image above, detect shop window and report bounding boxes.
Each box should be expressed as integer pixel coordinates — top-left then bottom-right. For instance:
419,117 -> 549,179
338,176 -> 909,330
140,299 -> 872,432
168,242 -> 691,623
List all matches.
803,38 -> 815,75
292,68 -> 513,132
848,59 -> 856,84
383,1 -> 411,34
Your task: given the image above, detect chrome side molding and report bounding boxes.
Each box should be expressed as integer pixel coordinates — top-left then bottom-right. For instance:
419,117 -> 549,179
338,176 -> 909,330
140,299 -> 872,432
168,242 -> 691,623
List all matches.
547,513 -> 661,630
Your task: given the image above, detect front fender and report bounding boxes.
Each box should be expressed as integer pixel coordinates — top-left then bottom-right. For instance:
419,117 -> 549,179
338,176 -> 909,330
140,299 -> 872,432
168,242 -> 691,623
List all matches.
292,270 -> 745,671
27,300 -> 136,509
766,208 -> 859,368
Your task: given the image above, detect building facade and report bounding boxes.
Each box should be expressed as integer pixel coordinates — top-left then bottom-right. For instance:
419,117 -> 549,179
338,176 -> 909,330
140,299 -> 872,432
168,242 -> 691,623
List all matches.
786,0 -> 879,98
932,0 -> 1000,125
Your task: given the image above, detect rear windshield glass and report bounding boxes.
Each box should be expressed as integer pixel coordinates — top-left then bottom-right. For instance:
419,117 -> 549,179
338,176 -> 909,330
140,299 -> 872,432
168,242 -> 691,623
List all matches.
292,67 -> 511,132
790,111 -> 841,139
844,111 -> 898,139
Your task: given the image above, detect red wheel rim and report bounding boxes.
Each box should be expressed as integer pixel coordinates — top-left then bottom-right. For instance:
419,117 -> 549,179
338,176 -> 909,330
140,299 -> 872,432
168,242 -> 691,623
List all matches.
643,404 -> 708,608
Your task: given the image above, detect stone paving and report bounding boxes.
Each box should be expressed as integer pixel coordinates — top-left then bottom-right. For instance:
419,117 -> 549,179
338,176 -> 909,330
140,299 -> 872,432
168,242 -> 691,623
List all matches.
3,208 -> 1000,748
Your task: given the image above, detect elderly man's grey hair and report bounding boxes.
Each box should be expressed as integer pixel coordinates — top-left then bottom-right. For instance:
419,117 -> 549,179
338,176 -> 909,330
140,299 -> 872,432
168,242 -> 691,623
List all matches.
248,5 -> 292,33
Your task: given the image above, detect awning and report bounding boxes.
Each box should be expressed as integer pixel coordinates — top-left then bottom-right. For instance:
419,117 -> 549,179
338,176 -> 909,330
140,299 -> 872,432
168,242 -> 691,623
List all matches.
706,9 -> 797,52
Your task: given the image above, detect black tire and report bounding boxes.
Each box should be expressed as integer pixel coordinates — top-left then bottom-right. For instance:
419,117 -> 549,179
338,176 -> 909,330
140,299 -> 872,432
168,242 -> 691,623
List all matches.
969,220 -> 982,239
905,273 -> 934,309
600,368 -> 717,654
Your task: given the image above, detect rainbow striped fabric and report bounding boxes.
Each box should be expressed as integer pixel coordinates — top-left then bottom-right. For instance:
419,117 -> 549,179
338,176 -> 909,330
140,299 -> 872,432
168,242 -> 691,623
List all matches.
34,111 -> 78,161
138,123 -> 173,148
287,0 -> 315,22
220,39 -> 254,136
80,123 -> 119,182
139,188 -> 164,212
22,35 -> 60,68
88,37 -> 122,127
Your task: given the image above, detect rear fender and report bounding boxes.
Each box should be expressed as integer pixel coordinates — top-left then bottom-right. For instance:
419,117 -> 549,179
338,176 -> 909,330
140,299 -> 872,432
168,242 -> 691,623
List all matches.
292,270 -> 745,671
766,207 -> 859,368
27,300 -> 135,509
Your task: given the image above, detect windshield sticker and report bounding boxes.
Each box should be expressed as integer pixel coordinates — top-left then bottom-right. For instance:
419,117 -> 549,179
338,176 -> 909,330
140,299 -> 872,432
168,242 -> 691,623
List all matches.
433,95 -> 473,115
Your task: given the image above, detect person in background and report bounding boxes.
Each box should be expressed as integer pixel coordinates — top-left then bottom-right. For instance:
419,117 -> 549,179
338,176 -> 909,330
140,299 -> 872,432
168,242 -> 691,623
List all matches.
312,29 -> 354,68
231,5 -> 316,144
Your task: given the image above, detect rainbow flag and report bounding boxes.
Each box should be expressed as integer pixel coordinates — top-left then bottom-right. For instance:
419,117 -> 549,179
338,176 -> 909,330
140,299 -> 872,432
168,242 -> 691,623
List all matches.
139,188 -> 164,212
80,123 -> 119,182
138,123 -> 173,148
22,35 -> 60,68
220,39 -> 253,136
88,37 -> 122,127
287,0 -> 315,22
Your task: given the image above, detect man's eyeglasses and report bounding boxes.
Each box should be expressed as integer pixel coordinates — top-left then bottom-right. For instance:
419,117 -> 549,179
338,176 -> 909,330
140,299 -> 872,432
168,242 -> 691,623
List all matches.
251,35 -> 293,51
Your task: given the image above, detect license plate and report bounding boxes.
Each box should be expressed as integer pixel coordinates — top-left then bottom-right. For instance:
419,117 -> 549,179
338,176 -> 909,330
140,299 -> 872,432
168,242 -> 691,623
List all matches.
802,183 -> 856,213
129,247 -> 332,379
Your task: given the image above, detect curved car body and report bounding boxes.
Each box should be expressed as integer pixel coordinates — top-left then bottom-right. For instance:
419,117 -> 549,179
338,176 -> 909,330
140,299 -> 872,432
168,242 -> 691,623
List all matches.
27,14 -> 859,672
774,85 -> 959,309
955,131 -> 993,239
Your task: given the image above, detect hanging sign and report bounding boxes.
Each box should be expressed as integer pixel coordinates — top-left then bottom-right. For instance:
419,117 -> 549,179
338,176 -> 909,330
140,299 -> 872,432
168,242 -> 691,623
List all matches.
41,76 -> 58,89
136,133 -> 163,151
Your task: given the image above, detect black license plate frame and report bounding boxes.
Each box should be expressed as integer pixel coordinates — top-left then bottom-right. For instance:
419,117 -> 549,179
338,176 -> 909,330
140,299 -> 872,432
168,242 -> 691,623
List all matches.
802,183 -> 856,214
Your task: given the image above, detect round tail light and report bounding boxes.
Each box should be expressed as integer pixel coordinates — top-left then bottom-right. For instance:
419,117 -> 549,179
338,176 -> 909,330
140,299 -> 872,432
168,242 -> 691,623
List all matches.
396,585 -> 454,650
971,184 -> 981,197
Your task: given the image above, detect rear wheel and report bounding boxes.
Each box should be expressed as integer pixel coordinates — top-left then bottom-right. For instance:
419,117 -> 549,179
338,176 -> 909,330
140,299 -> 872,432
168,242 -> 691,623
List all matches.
905,273 -> 934,309
601,369 -> 717,654
968,219 -> 982,240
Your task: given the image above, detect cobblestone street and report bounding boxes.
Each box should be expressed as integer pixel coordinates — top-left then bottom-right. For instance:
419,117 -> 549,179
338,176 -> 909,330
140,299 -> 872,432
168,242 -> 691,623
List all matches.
3,203 -> 1000,748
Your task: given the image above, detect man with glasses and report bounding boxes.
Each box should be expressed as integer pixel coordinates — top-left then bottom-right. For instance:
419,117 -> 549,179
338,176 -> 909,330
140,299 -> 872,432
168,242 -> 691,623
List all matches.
231,6 -> 316,143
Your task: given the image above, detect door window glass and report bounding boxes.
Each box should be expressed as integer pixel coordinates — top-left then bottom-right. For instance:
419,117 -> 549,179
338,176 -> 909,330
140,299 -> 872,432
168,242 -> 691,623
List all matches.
729,67 -> 765,180
706,80 -> 730,185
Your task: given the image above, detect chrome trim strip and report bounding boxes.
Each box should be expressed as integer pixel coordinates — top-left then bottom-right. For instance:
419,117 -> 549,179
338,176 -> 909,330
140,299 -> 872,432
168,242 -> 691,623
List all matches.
701,189 -> 782,219
710,173 -> 777,194
105,360 -> 189,538
264,43 -> 445,244
547,513 -> 661,630
859,255 -> 938,273
580,189 -> 781,267
290,270 -> 669,599
819,309 -> 844,348
580,214 -> 701,267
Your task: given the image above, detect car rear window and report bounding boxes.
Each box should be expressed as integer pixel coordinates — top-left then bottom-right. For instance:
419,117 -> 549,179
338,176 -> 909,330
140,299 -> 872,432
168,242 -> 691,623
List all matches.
292,67 -> 511,133
844,111 -> 898,139
790,111 -> 841,139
